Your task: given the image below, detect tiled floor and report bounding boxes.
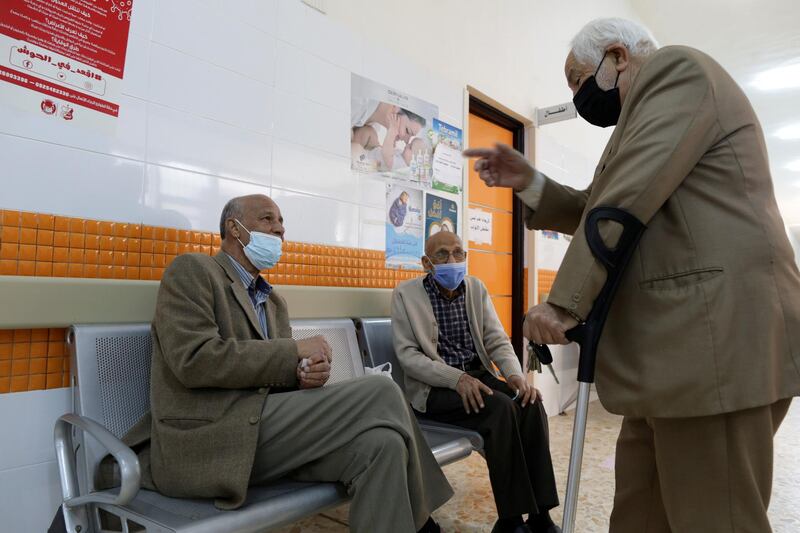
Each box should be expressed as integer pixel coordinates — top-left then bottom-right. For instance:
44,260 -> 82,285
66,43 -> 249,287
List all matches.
273,399 -> 800,532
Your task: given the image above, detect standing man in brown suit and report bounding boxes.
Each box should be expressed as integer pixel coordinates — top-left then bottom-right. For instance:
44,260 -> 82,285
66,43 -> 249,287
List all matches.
120,194 -> 452,533
465,17 -> 800,533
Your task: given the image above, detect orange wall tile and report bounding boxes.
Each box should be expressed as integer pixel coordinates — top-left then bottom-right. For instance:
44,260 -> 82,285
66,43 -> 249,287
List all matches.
468,251 -> 513,296
491,295 -> 513,337
537,269 -> 557,304
0,208 -> 432,394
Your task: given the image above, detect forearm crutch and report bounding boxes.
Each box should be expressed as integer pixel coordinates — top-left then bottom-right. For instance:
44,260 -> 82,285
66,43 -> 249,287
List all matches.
530,206 -> 646,533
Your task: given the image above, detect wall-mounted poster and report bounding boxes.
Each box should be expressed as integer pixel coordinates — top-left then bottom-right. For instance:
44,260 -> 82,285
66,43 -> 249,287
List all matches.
351,74 -> 438,186
0,0 -> 134,129
425,193 -> 458,239
431,119 -> 463,194
385,184 -> 424,270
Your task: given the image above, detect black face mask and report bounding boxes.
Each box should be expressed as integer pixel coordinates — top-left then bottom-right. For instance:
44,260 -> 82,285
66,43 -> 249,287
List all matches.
572,53 -> 621,128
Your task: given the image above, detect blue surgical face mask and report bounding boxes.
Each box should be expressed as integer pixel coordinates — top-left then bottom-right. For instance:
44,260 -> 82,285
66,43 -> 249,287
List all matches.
431,261 -> 466,290
235,219 -> 282,270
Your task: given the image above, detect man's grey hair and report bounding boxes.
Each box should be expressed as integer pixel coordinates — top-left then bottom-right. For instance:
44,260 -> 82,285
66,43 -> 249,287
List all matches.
570,18 -> 659,67
219,197 -> 245,239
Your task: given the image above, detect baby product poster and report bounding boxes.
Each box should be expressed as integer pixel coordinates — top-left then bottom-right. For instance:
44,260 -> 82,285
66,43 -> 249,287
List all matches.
425,193 -> 458,239
351,74 -> 439,185
431,119 -> 464,194
0,0 -> 133,129
385,184 -> 424,270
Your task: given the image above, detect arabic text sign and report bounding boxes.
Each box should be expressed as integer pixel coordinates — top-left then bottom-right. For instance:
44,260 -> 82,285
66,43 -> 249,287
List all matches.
468,208 -> 492,245
0,0 -> 133,124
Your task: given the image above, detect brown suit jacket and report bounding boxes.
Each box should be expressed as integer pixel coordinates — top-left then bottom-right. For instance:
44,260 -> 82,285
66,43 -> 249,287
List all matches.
116,252 -> 299,509
519,46 -> 800,417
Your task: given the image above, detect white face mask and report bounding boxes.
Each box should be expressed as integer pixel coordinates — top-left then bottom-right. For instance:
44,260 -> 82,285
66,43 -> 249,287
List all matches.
234,219 -> 282,270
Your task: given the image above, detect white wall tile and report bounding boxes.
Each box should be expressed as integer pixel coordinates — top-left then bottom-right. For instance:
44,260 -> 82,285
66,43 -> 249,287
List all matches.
0,95 -> 146,161
273,90 -> 348,156
225,0 -> 279,37
275,41 -> 306,96
122,33 -> 150,99
143,166 -> 270,231
359,206 -> 385,250
360,45 -> 419,99
0,136 -> 145,222
271,140 -> 354,201
357,175 -> 386,209
147,104 -> 271,185
0,462 -> 63,533
311,104 -> 350,157
271,188 -> 358,247
0,389 -> 70,471
129,0 -> 155,38
153,0 -> 277,86
276,0 -> 361,73
148,44 -> 274,134
304,54 -> 349,112
276,41 -> 350,113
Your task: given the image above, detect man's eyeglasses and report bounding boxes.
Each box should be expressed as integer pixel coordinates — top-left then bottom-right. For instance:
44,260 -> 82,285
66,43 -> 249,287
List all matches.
430,250 -> 467,263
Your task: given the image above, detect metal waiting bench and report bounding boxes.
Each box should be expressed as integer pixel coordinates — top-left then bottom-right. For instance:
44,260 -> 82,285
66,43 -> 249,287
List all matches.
54,319 -> 480,533
354,318 -> 485,452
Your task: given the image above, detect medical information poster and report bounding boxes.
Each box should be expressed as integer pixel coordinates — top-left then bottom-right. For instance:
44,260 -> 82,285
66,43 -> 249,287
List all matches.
0,0 -> 133,128
385,184 -> 424,270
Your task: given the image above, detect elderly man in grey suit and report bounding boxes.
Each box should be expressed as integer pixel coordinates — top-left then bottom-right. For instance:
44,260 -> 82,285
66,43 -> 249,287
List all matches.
392,231 -> 560,533
117,194 -> 452,533
466,17 -> 800,533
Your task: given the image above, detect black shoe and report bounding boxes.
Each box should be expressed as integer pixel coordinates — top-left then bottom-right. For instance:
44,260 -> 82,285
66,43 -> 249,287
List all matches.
491,517 -> 532,533
527,519 -> 561,533
417,516 -> 441,533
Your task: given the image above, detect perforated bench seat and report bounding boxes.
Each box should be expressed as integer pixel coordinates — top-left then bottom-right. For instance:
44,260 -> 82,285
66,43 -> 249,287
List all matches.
55,320 -> 476,533
354,318 -> 485,453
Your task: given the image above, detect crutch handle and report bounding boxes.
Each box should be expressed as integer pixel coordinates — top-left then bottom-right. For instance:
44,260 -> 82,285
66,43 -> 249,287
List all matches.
525,208 -> 645,381
569,207 -> 646,382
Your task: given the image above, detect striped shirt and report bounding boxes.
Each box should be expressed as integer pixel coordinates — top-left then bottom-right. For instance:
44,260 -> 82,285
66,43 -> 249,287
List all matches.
423,274 -> 478,369
224,253 -> 272,338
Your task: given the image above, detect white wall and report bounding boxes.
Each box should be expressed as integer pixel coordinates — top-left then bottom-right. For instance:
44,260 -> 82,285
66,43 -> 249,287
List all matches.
0,389 -> 71,532
0,0 -> 464,251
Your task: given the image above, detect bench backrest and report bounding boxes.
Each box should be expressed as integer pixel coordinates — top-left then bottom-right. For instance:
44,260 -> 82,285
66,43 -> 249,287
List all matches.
354,318 -> 406,391
67,319 -> 364,492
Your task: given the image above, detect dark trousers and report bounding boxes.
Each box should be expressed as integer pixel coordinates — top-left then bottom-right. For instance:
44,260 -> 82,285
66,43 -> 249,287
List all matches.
418,369 -> 559,518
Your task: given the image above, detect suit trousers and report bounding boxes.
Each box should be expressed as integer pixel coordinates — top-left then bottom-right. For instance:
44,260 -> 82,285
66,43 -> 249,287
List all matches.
249,375 -> 453,533
418,369 -> 559,518
609,398 -> 793,533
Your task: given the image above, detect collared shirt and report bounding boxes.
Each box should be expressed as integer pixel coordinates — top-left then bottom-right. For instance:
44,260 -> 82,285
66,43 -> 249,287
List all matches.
423,273 -> 478,369
224,253 -> 272,338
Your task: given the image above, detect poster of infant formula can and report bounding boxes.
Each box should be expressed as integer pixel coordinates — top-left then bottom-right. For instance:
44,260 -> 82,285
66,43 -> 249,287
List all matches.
385,184 -> 424,270
0,0 -> 134,129
351,74 -> 438,185
425,193 -> 458,239
431,119 -> 464,194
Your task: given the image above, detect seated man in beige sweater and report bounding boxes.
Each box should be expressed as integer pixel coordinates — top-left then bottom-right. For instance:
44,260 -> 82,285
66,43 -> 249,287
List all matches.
392,230 -> 561,533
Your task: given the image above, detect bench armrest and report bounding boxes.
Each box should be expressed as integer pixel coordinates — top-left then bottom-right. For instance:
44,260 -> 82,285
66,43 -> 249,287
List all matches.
54,413 -> 141,508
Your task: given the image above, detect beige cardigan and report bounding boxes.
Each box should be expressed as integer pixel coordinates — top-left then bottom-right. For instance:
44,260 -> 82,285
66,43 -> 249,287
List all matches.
391,275 -> 525,413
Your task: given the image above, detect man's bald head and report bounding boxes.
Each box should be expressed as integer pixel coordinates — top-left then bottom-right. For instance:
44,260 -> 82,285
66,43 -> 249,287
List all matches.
425,230 -> 462,256
220,194 -> 284,242
422,230 -> 466,271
